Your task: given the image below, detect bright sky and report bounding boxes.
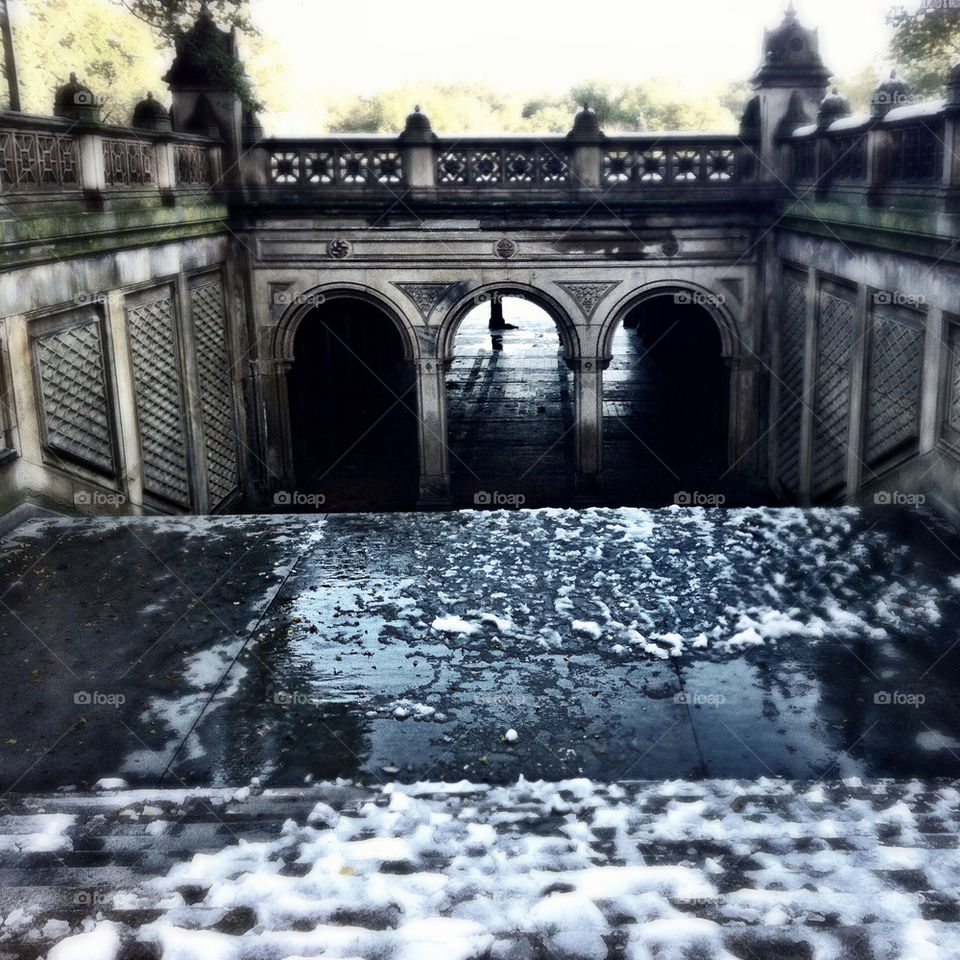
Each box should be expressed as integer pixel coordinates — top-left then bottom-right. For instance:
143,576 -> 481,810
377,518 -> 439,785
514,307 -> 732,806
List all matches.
251,0 -> 908,96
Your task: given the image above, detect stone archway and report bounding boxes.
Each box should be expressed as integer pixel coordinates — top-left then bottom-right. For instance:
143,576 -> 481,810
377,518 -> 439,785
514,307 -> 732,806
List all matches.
272,287 -> 421,511
598,283 -> 743,505
438,285 -> 582,507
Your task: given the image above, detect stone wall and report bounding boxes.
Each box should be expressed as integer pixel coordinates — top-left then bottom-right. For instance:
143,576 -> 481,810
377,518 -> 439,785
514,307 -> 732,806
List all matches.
0,234 -> 247,516
769,222 -> 960,518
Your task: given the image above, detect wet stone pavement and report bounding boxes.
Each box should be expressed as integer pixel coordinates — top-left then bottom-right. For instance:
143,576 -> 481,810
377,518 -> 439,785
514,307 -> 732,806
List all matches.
1,506 -> 960,792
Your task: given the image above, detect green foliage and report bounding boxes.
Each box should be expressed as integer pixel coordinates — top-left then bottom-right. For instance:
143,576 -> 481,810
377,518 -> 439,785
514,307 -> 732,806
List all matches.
110,0 -> 253,39
886,4 -> 960,98
2,0 -> 164,121
320,78 -> 739,136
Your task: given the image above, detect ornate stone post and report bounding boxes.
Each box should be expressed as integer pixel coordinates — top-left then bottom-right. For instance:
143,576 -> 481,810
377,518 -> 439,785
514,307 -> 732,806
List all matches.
567,105 -> 603,190
749,6 -> 830,184
399,106 -> 437,188
163,8 -> 246,187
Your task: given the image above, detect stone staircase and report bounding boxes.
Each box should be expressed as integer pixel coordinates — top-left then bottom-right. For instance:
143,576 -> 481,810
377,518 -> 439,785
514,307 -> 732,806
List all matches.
0,779 -> 958,959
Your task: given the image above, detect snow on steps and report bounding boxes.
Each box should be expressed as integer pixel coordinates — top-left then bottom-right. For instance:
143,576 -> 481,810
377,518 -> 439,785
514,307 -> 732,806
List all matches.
0,778 -> 959,959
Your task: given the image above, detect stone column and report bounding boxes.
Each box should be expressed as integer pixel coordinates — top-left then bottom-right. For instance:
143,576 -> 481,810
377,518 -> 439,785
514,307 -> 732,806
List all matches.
176,274 -> 210,513
726,355 -> 760,474
797,270 -> 819,504
414,357 -> 451,509
919,308 -> 945,455
250,356 -> 294,500
844,284 -> 871,498
105,290 -> 145,512
571,356 -> 605,501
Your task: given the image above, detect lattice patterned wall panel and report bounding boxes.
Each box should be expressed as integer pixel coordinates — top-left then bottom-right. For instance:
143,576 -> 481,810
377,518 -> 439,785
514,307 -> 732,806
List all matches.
777,270 -> 808,494
946,324 -> 960,438
812,289 -> 856,497
34,320 -> 115,473
126,292 -> 191,506
865,309 -> 923,466
191,279 -> 239,507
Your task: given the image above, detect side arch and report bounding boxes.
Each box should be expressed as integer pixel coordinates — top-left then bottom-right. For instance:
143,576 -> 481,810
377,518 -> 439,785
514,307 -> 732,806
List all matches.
271,282 -> 421,366
597,280 -> 742,365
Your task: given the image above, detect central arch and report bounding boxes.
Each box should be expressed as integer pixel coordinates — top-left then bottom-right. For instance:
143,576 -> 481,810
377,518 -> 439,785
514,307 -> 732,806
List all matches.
439,284 -> 581,508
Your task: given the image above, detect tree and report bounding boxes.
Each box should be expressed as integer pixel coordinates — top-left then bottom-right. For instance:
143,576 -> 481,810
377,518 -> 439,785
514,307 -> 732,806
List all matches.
3,0 -> 163,121
110,0 -> 253,40
887,4 -> 960,99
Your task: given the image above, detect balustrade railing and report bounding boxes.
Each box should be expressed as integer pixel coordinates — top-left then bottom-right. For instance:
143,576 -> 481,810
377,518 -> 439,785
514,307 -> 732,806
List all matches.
601,138 -> 739,185
0,113 -> 219,199
268,141 -> 403,187
788,104 -> 954,205
0,123 -> 81,191
264,134 -> 750,192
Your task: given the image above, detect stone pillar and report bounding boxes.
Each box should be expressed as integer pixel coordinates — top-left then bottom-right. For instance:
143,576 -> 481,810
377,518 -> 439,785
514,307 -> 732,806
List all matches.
749,8 -> 830,184
726,355 -> 760,474
414,357 -> 451,509
105,290 -> 145,512
844,284 -> 871,498
919,308 -> 946,455
399,106 -> 437,188
176,274 -> 210,513
567,105 -> 603,190
797,271 -> 819,504
571,356 -> 604,501
250,357 -> 294,498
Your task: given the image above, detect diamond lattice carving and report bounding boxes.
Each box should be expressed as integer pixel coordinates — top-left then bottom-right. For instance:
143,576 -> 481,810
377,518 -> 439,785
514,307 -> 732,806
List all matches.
437,151 -> 468,184
191,280 -> 239,507
865,310 -> 923,465
777,272 -> 807,493
35,320 -> 115,473
812,289 -> 855,496
946,325 -> 960,435
126,292 -> 191,506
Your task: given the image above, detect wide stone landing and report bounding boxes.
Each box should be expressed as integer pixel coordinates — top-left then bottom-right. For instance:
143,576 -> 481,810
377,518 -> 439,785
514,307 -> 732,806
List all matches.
1,506 -> 960,790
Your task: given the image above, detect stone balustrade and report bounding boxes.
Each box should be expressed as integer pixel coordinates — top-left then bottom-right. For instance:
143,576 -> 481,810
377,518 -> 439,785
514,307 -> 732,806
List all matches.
0,111 -> 221,200
787,101 -> 957,208
261,132 -> 756,195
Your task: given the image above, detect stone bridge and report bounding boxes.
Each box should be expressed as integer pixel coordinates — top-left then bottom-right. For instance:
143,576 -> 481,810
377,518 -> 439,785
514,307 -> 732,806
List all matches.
2,7 -> 960,517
